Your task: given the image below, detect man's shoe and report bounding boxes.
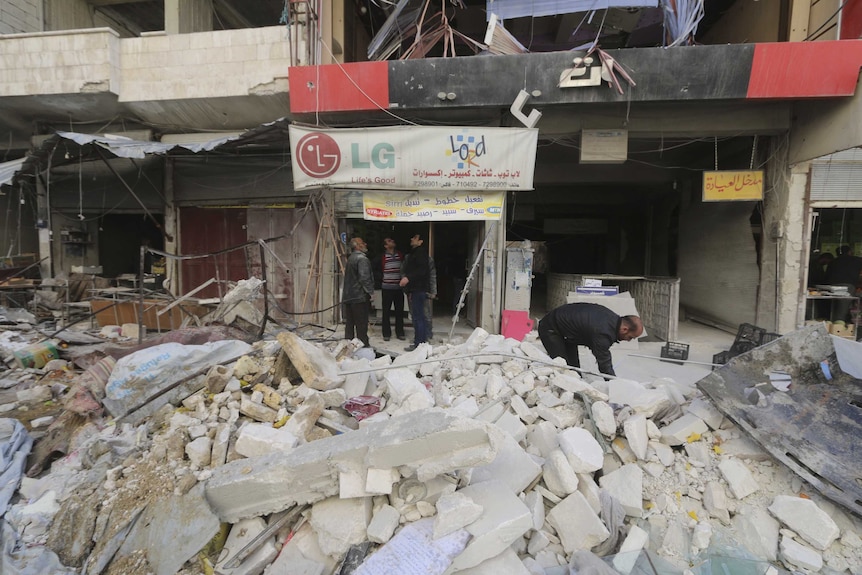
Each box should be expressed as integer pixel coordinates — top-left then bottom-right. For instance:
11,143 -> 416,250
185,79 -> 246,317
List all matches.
396,335 -> 406,340
383,336 -> 391,341
404,344 -> 417,352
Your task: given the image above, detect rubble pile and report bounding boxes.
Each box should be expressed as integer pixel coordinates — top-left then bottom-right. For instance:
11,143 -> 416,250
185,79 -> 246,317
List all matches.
0,325 -> 860,575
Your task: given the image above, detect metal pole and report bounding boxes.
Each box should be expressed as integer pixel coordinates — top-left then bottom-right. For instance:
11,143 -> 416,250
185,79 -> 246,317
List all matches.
138,245 -> 145,344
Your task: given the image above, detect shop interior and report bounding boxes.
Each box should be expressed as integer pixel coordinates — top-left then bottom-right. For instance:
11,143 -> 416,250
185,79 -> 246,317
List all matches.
806,207 -> 862,328
346,220 -> 475,328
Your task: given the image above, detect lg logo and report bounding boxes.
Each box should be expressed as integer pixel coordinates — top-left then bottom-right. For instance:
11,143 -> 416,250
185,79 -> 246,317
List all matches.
296,133 -> 341,178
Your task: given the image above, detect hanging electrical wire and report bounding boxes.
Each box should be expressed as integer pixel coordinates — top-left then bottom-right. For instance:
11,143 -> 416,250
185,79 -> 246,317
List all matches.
661,0 -> 704,47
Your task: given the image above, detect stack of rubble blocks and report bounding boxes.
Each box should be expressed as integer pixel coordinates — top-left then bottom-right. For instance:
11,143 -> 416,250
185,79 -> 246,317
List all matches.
4,327 -> 862,575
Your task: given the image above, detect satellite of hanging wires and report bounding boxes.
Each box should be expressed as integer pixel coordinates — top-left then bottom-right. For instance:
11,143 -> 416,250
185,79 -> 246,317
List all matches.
661,0 -> 704,47
367,0 -> 485,60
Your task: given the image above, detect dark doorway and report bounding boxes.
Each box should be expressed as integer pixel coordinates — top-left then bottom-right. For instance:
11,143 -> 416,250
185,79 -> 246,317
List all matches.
98,214 -> 164,278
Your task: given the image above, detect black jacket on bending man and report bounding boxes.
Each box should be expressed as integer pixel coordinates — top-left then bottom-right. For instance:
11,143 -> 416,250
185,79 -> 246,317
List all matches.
538,302 -> 643,376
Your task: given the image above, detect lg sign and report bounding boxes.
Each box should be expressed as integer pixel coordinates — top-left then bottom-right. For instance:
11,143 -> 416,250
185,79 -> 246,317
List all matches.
296,133 -> 341,178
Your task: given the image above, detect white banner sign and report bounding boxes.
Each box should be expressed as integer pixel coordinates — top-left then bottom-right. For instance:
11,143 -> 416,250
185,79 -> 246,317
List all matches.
363,191 -> 505,221
289,125 -> 538,192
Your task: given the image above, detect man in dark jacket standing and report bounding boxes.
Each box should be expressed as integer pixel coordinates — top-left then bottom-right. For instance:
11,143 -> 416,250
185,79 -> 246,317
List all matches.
399,233 -> 430,351
538,302 -> 643,376
342,237 -> 374,347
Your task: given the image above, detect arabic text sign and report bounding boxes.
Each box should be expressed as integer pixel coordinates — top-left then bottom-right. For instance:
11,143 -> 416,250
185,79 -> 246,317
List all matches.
703,170 -> 764,201
363,191 -> 504,221
289,125 -> 537,191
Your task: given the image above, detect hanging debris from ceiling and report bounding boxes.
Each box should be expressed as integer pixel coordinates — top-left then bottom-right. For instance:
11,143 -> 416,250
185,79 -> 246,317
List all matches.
661,0 -> 705,46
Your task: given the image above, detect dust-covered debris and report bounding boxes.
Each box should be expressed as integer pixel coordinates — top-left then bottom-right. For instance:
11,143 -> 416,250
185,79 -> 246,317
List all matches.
0,323 -> 860,575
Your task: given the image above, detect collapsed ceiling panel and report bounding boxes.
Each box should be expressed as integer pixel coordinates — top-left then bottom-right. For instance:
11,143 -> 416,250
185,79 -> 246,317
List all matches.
485,0 -> 658,21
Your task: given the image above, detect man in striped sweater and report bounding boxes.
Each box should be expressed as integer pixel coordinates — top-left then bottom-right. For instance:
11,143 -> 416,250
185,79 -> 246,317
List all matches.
379,237 -> 406,341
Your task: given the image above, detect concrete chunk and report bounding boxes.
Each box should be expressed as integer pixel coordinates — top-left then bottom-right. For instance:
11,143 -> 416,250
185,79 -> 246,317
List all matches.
216,517 -> 277,575
235,423 -> 298,458
599,464 -> 643,517
703,482 -> 730,525
550,373 -> 608,402
779,536 -> 823,572
470,432 -> 542,494
186,436 -> 212,467
718,458 -> 759,500
685,397 -> 724,429
768,495 -> 840,550
608,379 -> 669,417
434,492 -> 483,539
591,401 -> 616,436
448,480 -> 532,572
367,504 -> 400,544
542,449 -> 579,498
527,421 -> 559,458
660,413 -> 708,446
622,414 -> 648,460
558,427 -> 603,473
731,505 -> 779,561
546,491 -> 610,553
613,525 -> 649,574
278,331 -> 344,390
206,410 -> 503,522
309,496 -> 372,558
455,548 -> 531,575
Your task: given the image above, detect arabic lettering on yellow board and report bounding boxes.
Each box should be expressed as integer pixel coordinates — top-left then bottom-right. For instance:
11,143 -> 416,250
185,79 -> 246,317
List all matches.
703,170 -> 764,202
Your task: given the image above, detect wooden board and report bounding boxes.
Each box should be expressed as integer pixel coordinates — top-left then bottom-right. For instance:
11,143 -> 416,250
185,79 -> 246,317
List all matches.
90,299 -> 208,331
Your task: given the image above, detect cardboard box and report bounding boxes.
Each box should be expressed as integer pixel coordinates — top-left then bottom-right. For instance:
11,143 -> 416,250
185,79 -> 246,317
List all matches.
829,323 -> 855,338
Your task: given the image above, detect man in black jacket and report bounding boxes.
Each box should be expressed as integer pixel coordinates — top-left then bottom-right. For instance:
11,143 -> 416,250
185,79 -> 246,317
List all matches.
399,233 -> 430,351
538,302 -> 643,376
342,237 -> 374,347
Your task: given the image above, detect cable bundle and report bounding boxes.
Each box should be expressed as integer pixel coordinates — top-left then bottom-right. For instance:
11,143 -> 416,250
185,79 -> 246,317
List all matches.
661,0 -> 704,47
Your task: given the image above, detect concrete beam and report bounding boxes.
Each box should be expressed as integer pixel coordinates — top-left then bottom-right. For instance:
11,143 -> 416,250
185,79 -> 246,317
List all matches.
790,82 -> 862,164
205,409 -> 504,522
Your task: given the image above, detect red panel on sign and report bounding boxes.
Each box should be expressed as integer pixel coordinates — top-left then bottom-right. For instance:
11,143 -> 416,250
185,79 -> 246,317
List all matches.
842,0 -> 862,39
289,62 -> 389,113
747,41 -> 862,99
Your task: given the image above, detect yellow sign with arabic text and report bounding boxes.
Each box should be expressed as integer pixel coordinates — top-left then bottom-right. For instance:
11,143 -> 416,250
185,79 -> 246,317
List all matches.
363,191 -> 505,221
703,170 -> 764,201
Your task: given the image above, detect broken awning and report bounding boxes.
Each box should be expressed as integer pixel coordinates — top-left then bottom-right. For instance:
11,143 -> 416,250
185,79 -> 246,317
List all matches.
0,157 -> 27,190
54,130 -> 245,159
0,124 -> 278,190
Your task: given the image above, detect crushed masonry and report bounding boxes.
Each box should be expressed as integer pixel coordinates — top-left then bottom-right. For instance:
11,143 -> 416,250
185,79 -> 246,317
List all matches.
0,319 -> 860,575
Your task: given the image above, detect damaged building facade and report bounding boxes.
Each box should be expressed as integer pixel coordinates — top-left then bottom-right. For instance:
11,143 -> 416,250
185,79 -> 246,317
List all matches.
1,0 -> 862,336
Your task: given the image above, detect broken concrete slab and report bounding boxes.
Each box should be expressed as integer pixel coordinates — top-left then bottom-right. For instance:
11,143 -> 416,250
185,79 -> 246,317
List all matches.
768,495 -> 840,550
205,409 -> 503,522
309,496 -> 372,558
718,457 -> 759,500
470,432 -> 541,495
114,483 -> 220,575
434,492 -> 483,539
557,427 -> 603,473
277,331 -> 343,391
546,491 -> 610,553
447,480 -> 532,572
598,463 -> 643,517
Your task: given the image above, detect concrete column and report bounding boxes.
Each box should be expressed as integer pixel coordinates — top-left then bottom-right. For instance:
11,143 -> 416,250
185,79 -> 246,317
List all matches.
322,188 -> 338,325
165,0 -> 213,35
35,176 -> 52,278
164,158 -> 179,296
759,138 -> 809,333
479,219 -> 504,334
